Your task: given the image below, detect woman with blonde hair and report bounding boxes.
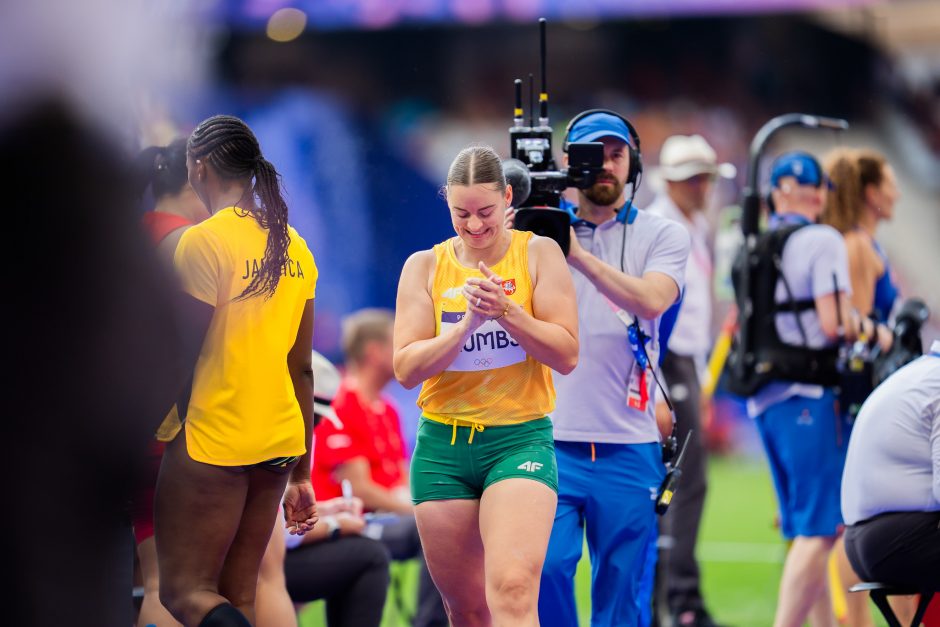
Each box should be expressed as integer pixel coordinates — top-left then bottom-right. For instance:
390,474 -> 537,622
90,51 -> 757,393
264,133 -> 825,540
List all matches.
394,144 -> 579,626
822,147 -> 901,627
822,148 -> 901,323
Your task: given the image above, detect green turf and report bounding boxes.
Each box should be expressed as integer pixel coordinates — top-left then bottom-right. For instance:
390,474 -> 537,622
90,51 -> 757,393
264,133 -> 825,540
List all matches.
299,455 -> 887,626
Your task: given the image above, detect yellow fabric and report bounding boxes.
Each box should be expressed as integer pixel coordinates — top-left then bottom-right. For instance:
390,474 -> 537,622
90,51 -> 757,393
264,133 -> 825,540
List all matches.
417,229 -> 555,426
422,414 -> 487,445
155,406 -> 182,443
174,207 -> 317,465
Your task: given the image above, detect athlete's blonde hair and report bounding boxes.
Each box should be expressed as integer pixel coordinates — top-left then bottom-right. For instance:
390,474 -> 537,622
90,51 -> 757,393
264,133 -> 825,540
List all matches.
822,147 -> 888,234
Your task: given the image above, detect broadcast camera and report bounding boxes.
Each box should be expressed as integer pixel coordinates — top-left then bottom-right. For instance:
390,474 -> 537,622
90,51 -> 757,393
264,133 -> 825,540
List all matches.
501,19 -> 606,255
873,298 -> 930,386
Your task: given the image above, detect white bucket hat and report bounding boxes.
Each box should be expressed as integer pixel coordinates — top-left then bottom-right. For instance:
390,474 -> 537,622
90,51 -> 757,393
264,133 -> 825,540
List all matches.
657,134 -> 736,182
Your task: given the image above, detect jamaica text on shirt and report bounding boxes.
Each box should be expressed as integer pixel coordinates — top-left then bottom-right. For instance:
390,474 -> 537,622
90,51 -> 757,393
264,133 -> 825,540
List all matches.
241,257 -> 306,280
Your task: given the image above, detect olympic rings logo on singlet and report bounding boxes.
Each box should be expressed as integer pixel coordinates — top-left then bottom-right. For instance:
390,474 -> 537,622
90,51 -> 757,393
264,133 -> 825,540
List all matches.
440,311 -> 526,372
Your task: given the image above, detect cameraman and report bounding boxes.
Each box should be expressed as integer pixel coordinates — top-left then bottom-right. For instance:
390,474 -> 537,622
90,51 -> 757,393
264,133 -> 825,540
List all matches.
746,152 -> 889,627
511,110 -> 690,627
841,340 -> 940,614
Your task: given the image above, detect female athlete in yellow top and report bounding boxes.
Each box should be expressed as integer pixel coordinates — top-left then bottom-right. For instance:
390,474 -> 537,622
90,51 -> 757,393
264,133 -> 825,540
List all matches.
155,115 -> 318,627
394,145 -> 579,626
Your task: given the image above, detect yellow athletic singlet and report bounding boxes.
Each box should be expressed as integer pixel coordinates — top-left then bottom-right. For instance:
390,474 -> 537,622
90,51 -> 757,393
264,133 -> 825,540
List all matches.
174,207 -> 317,465
417,229 -> 555,426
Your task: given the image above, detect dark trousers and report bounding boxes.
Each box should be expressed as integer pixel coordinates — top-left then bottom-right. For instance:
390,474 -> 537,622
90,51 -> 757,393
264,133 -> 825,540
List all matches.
380,515 -> 449,627
657,352 -> 709,615
285,535 -> 390,627
844,511 -> 940,590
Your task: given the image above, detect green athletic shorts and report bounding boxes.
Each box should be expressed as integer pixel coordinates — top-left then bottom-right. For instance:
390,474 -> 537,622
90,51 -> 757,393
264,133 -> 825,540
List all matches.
410,416 -> 558,504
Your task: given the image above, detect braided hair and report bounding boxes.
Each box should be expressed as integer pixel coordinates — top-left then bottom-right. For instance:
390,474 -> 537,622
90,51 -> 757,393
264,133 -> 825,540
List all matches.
187,115 -> 290,300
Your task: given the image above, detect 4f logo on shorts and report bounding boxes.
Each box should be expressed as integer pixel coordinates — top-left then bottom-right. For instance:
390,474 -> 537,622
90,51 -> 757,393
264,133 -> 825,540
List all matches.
517,461 -> 543,472
501,279 -> 516,296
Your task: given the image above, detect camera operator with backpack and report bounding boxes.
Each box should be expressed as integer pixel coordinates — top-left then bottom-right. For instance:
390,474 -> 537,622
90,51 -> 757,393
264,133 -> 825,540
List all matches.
738,151 -> 891,627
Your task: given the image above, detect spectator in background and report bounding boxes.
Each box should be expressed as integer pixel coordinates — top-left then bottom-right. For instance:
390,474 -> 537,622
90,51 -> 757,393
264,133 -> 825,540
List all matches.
284,351 -> 391,627
841,340 -> 940,624
822,147 -> 901,627
822,148 -> 901,323
647,134 -> 735,627
136,139 -> 212,264
132,139 -> 209,627
312,309 -> 448,627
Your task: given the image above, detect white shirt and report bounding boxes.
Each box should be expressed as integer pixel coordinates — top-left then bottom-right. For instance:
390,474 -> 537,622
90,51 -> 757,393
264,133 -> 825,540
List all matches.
646,193 -> 713,359
841,341 -> 940,525
552,208 -> 690,444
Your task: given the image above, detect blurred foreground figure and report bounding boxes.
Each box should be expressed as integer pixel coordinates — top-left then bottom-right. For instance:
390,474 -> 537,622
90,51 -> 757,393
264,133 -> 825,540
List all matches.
841,340 -> 940,624
1,100 -> 183,627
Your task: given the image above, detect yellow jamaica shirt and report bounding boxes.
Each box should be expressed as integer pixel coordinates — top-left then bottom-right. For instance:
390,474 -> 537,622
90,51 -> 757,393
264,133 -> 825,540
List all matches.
417,229 -> 555,426
174,207 -> 317,465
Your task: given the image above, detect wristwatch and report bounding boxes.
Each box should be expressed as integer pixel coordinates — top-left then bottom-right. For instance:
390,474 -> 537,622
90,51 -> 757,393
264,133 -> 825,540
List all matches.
324,515 -> 341,541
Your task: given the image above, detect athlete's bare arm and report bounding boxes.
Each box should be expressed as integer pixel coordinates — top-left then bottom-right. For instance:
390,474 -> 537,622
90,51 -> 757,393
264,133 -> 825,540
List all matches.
393,250 -> 485,389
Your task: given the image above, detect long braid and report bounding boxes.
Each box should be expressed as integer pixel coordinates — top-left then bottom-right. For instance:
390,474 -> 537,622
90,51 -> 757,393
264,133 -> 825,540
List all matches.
188,115 -> 291,300
249,157 -> 291,299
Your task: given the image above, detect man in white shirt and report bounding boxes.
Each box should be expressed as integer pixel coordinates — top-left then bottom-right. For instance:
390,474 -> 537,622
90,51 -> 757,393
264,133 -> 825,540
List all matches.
646,135 -> 735,627
841,340 -> 940,590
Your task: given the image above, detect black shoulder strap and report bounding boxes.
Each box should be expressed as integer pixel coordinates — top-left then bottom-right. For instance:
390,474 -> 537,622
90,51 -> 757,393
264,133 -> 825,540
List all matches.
768,222 -> 813,346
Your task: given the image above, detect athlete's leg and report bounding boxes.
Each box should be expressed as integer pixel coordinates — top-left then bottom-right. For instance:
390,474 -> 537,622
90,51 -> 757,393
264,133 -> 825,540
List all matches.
255,520 -> 298,627
217,464 -> 293,622
775,535 -> 837,627
415,499 -> 489,627
155,432 -> 250,625
136,536 -> 182,627
480,478 -> 557,627
833,535 -> 874,627
539,441 -> 588,627
763,392 -> 848,627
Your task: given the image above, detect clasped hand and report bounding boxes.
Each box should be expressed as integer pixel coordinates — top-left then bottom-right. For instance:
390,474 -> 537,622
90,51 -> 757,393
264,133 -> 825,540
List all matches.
463,261 -> 510,325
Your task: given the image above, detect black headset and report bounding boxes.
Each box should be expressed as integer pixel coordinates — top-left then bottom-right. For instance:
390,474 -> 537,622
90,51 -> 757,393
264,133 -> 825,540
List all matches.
563,108 -> 643,193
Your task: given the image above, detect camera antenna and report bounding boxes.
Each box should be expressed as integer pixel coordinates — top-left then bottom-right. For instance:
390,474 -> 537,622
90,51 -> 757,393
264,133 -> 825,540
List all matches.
528,73 -> 535,128
513,78 -> 524,127
539,17 -> 549,127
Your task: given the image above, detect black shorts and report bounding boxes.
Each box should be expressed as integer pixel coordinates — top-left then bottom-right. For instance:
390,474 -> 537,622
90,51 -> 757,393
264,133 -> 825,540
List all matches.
844,511 -> 940,589
224,455 -> 300,475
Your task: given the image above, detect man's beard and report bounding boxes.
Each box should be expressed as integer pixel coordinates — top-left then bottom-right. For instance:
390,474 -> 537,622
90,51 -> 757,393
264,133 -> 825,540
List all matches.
583,177 -> 626,206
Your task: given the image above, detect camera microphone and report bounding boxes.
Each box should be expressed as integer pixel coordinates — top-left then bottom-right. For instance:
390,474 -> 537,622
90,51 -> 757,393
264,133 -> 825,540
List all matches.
502,158 -> 532,207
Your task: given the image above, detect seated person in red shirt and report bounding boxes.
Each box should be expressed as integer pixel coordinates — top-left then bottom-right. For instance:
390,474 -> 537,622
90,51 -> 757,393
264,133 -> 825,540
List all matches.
312,309 -> 447,627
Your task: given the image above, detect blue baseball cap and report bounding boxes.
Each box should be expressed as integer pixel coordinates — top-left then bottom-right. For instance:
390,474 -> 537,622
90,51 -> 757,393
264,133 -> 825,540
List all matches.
567,111 -> 635,149
770,151 -> 829,188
